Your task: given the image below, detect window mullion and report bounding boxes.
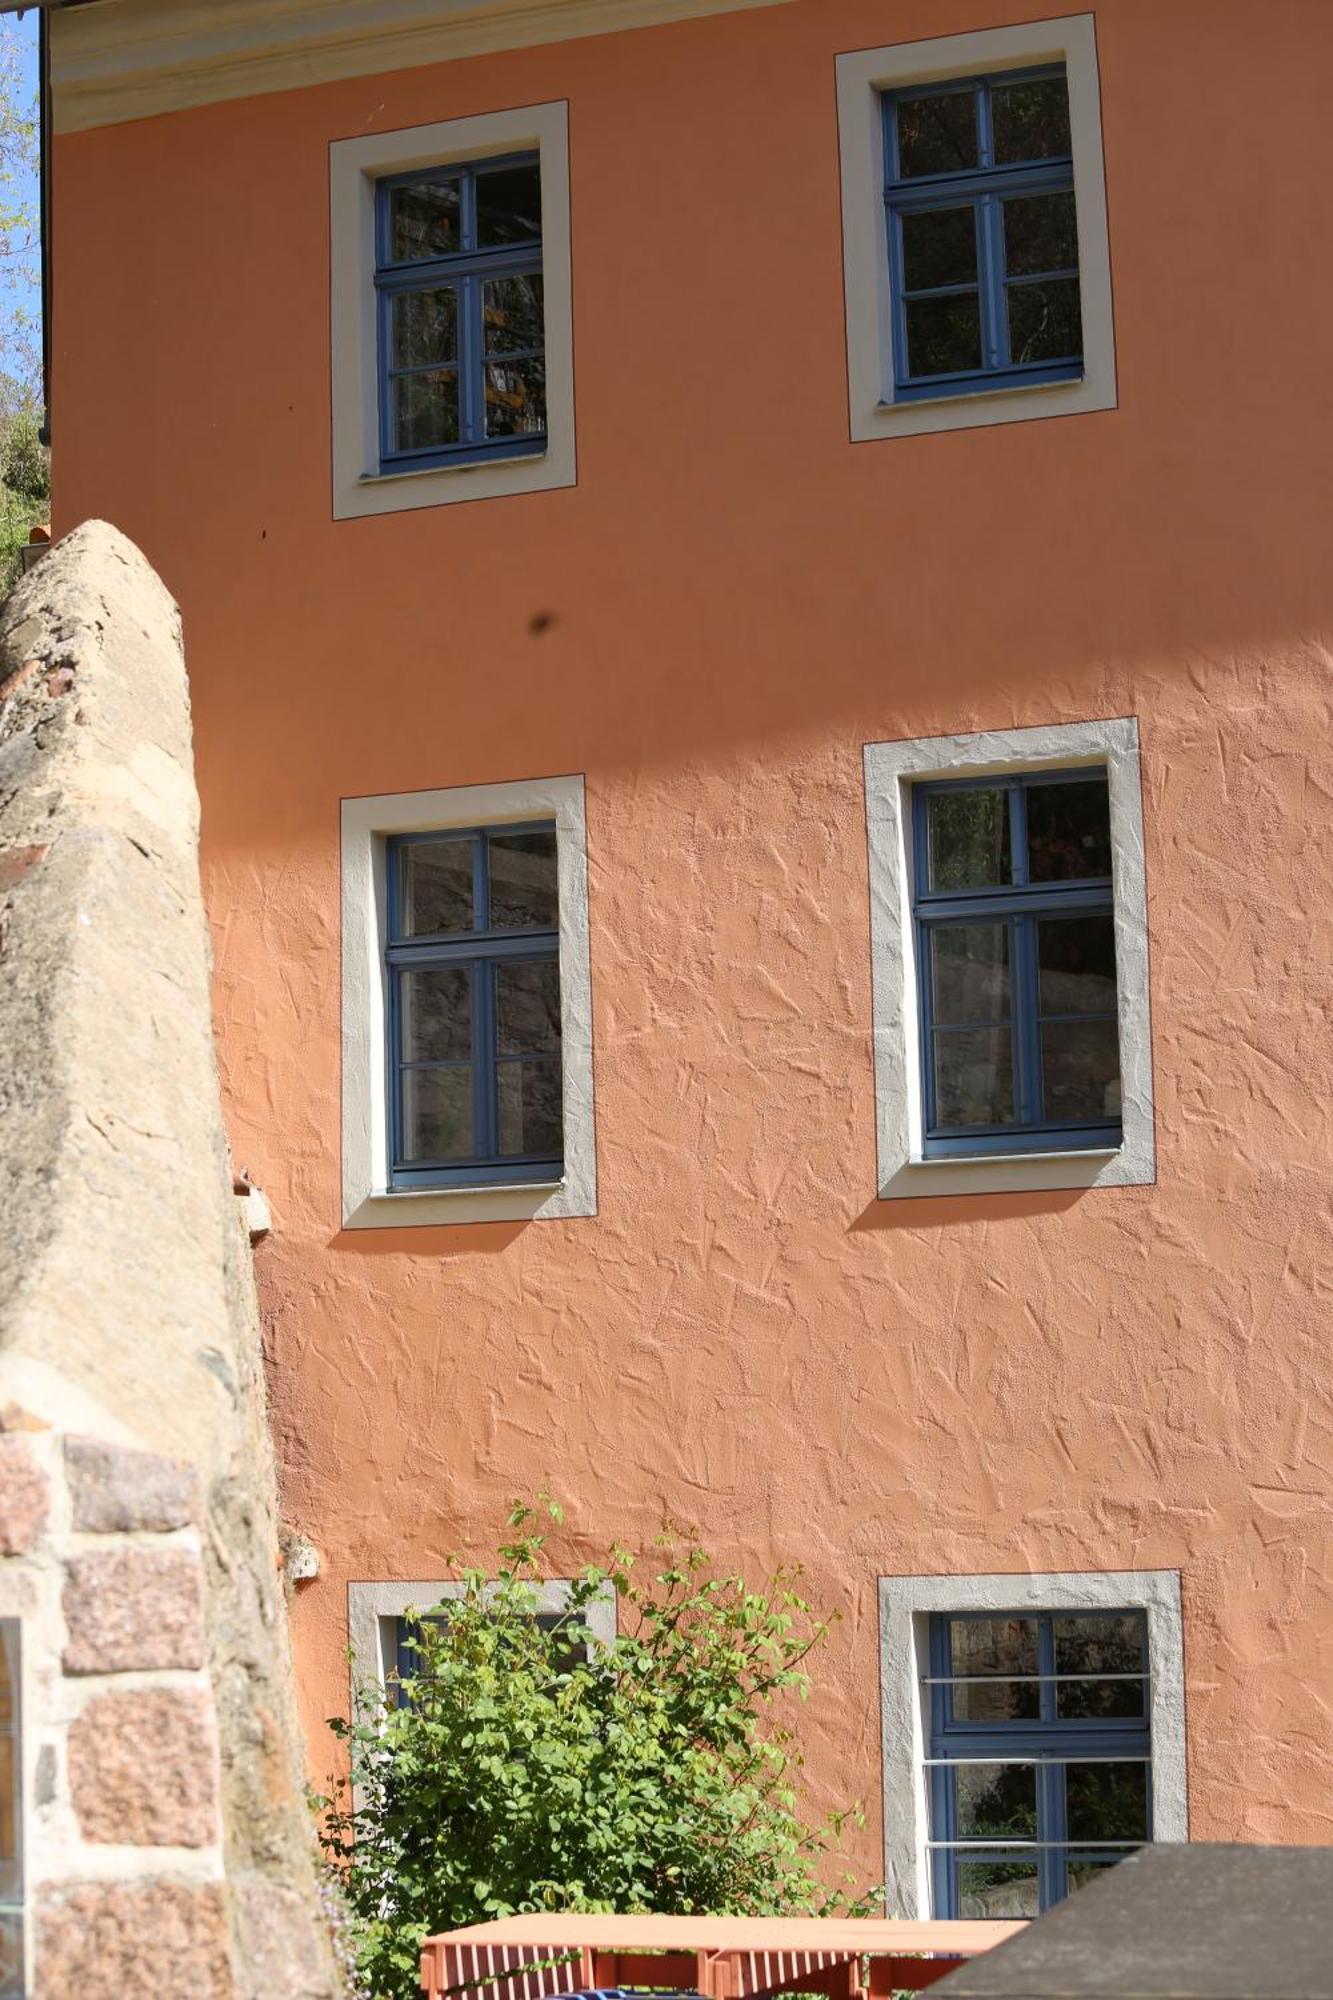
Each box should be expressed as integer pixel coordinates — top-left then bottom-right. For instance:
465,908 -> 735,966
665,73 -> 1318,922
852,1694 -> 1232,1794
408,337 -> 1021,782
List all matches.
1038,1760 -> 1065,1908
474,958 -> 497,1163
976,78 -> 994,169
1013,914 -> 1040,1126
978,192 -> 1007,373
388,961 -> 404,1171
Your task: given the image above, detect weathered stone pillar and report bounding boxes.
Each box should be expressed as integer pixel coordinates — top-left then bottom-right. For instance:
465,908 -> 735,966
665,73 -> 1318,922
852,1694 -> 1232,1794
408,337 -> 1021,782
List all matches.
0,524 -> 339,1998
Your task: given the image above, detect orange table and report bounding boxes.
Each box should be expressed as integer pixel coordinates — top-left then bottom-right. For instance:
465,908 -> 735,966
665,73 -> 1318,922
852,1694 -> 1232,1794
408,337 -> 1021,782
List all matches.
420,1913 -> 1026,2000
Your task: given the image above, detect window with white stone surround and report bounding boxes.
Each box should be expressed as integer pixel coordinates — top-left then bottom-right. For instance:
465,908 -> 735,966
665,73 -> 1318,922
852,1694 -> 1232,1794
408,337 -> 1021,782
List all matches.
878,1570 -> 1187,1921
346,1578 -> 617,1708
863,718 -> 1154,1199
836,14 -> 1116,443
340,774 -> 595,1230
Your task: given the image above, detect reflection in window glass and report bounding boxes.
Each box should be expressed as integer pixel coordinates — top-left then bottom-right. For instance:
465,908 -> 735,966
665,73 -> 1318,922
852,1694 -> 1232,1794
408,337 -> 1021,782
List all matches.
0,1623 -> 20,2000
388,826 -> 562,1186
915,770 -> 1120,1151
885,65 -> 1081,397
377,154 -> 546,465
928,1608 -> 1151,1918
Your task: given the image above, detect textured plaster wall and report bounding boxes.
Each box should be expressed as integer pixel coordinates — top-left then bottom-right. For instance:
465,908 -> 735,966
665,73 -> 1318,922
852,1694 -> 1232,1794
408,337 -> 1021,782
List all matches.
48,0 -> 1333,1888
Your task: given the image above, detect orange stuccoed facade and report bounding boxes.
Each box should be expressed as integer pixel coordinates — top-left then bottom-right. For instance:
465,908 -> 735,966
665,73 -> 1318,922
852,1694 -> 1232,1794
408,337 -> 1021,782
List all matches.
47,0 -> 1333,1913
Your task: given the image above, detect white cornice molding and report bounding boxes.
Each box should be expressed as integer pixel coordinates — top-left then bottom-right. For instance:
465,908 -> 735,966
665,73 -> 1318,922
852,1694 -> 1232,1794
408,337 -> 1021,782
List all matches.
50,0 -> 795,132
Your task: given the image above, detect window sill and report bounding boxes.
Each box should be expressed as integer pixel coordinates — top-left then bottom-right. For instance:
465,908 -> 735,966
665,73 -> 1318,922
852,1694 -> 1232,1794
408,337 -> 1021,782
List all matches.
911,1146 -> 1120,1166
878,370 -> 1085,417
342,1173 -> 592,1231
380,1176 -> 565,1197
878,1138 -> 1151,1202
336,431 -> 574,518
358,446 -> 549,487
855,364 -> 1112,444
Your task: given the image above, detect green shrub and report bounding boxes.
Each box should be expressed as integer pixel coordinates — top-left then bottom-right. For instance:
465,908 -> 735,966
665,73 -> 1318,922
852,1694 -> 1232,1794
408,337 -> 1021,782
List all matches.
318,1501 -> 878,2000
0,402 -> 48,599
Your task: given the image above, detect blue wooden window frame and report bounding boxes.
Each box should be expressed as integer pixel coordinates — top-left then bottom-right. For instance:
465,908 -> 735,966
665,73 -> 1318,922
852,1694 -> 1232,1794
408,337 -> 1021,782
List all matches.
0,1621 -> 20,1985
927,1609 -> 1152,1918
912,766 -> 1120,1158
374,151 -> 546,474
882,66 -> 1082,403
385,823 -> 562,1190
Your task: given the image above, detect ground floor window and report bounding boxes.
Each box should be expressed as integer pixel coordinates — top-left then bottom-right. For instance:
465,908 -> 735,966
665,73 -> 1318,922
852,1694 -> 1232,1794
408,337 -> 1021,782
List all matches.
927,1607 -> 1151,1917
0,1621 -> 21,1997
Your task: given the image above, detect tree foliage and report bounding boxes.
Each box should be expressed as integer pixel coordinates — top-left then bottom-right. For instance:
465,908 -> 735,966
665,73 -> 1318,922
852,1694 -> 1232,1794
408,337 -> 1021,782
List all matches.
318,1502 -> 878,2000
0,19 -> 46,597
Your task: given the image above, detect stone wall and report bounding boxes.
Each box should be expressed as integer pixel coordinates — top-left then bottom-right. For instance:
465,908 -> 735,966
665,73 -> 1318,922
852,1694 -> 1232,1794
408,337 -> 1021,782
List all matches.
0,524 -> 337,1997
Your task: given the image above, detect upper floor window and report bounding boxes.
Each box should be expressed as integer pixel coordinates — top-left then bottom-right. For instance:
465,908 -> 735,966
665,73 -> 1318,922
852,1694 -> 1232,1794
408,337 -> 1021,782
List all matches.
835,17 -> 1115,443
375,154 -> 546,473
385,824 -> 562,1189
912,767 -> 1119,1157
884,66 -> 1080,402
927,1608 -> 1151,1918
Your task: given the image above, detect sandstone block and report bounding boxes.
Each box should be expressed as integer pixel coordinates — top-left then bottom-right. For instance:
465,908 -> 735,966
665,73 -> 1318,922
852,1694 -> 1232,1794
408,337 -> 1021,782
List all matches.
65,1435 -> 197,1533
63,1547 -> 206,1673
0,1434 -> 48,1554
36,1880 -> 233,1998
68,1688 -> 220,1846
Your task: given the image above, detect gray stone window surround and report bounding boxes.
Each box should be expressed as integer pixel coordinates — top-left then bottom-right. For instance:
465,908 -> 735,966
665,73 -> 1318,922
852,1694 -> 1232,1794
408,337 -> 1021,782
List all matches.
346,1576 -> 618,1706
878,1568 -> 1188,1920
863,717 -> 1155,1199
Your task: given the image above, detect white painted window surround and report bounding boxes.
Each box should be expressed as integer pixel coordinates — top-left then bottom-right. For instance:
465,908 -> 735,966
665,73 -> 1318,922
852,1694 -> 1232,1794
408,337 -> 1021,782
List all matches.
879,1569 -> 1187,1920
347,1576 -> 618,1707
863,717 -> 1154,1200
330,100 -> 575,520
340,774 -> 596,1229
835,14 -> 1116,443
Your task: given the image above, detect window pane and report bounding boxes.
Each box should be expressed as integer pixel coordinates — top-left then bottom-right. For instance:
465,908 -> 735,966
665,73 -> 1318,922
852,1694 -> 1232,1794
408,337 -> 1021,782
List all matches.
1065,1762 -> 1150,1844
896,89 -> 979,177
498,1058 -> 562,1157
957,1860 -> 1040,1920
951,1617 -> 1039,1678
1004,190 -> 1078,276
952,1679 -> 1040,1724
955,1764 -> 1038,1840
931,924 -> 1011,1024
933,1027 -> 1014,1127
0,1736 -> 15,1902
0,1916 -> 20,2000
991,74 -> 1072,163
1037,916 -> 1117,1016
927,788 -> 1012,890
1055,1612 -> 1146,1676
394,369 -> 460,452
1007,276 -> 1082,364
1027,777 -> 1112,880
400,967 -> 471,1063
400,838 -> 473,935
497,959 -> 562,1055
905,292 -> 982,377
488,830 -> 557,930
402,1066 -> 474,1162
1068,1859 -> 1123,1895
1040,1018 -> 1120,1122
389,176 -> 461,261
902,206 -> 978,291
1055,1613 -> 1147,1719
484,274 -> 544,355
485,357 -> 546,439
476,163 -> 542,245
392,287 -> 457,368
